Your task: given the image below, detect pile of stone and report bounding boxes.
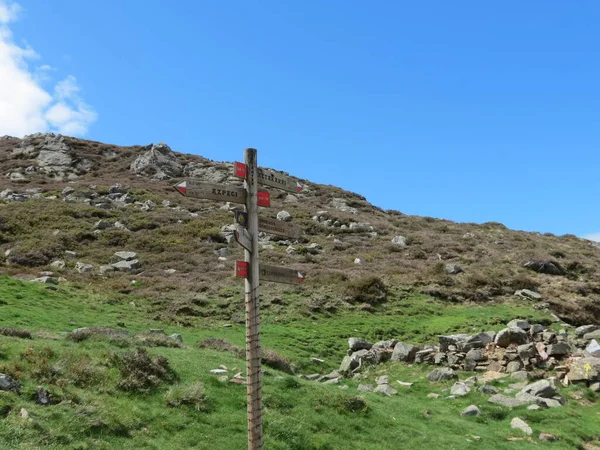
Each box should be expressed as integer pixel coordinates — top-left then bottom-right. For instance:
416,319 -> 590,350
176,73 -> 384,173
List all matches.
339,320 -> 600,386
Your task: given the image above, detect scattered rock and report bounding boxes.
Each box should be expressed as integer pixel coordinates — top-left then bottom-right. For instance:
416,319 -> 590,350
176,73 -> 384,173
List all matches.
427,368 -> 457,382
569,357 -> 600,381
450,382 -> 471,396
376,376 -> 389,385
277,211 -> 292,222
391,236 -> 407,246
427,393 -> 441,399
445,264 -> 463,275
357,384 -> 374,393
523,260 -> 565,276
36,387 -> 50,405
113,251 -> 137,262
539,433 -> 557,442
31,276 -> 58,284
391,342 -> 419,363
0,374 -> 20,393
586,340 -> 600,357
507,319 -> 531,331
75,262 -> 94,273
374,384 -> 397,396
515,289 -> 542,300
461,405 -> 481,416
488,394 -> 530,408
495,327 -> 528,347
111,259 -> 141,272
518,380 -> 557,398
511,417 -> 533,435
576,325 -> 600,337
348,337 -> 372,352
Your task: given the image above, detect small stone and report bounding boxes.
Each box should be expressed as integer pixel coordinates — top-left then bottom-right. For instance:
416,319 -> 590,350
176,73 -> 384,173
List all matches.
586,340 -> 600,357
507,319 -> 531,331
168,333 -> 183,343
374,384 -> 397,396
277,211 -> 292,222
75,262 -> 94,273
348,337 -> 372,352
376,376 -> 389,385
357,384 -> 374,392
210,369 -> 228,375
427,393 -> 440,399
539,433 -> 557,442
19,408 -> 29,420
510,417 -> 532,435
461,405 -> 481,416
450,382 -> 471,396
427,368 -> 457,382
478,385 -> 498,395
527,404 -> 541,411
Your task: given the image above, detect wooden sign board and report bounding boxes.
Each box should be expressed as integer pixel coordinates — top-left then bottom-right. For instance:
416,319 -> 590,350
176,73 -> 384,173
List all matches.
260,264 -> 304,284
235,261 -> 304,284
257,217 -> 302,239
234,223 -> 252,252
235,210 -> 301,239
234,162 -> 303,193
174,180 -> 270,207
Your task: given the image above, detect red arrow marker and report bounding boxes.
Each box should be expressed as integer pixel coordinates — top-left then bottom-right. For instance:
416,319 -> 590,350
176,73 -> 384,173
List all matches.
234,162 -> 247,179
297,272 -> 304,283
235,260 -> 249,278
296,182 -> 303,193
257,191 -> 271,207
174,181 -> 187,195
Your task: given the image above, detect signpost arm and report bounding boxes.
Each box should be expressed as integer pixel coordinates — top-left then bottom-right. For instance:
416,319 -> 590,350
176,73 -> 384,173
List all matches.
245,148 -> 263,450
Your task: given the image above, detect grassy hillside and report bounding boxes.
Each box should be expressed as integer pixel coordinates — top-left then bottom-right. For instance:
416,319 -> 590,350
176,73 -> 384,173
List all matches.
1,277 -> 599,449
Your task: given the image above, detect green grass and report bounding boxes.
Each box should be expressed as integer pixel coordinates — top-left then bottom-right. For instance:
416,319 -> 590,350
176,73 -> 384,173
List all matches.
0,276 -> 598,449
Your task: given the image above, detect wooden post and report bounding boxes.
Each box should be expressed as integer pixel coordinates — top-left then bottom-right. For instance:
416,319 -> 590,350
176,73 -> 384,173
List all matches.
244,148 -> 263,450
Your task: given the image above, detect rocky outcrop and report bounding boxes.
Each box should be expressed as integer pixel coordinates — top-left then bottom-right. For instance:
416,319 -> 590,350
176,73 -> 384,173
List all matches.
130,143 -> 183,180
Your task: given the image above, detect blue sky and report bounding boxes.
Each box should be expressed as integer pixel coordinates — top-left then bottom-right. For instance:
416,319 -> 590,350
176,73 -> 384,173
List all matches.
1,1 -> 599,239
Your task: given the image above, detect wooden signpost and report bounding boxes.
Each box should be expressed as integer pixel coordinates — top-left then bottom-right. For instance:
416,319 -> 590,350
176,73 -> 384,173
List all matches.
235,210 -> 302,239
174,180 -> 271,207
235,162 -> 303,193
175,149 -> 305,450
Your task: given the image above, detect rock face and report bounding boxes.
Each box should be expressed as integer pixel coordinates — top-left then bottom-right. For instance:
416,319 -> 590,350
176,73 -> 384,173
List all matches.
130,143 -> 183,180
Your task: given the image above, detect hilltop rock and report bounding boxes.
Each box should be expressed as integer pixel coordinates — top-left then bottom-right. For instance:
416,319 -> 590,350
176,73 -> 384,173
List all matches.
130,143 -> 183,180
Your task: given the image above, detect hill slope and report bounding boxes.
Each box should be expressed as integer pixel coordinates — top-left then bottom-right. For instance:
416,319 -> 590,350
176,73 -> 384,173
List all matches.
1,132 -> 599,325
0,133 -> 599,449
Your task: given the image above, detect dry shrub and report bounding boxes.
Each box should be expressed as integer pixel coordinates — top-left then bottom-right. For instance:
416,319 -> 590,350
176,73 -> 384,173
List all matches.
135,333 -> 183,348
0,328 -> 32,339
261,348 -> 295,374
58,353 -> 104,387
165,381 -> 209,411
68,327 -> 130,344
344,276 -> 388,304
196,338 -> 243,358
21,346 -> 56,382
316,393 -> 369,415
111,348 -> 176,393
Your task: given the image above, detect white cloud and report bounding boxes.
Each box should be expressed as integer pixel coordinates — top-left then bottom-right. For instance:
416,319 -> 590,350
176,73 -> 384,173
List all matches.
0,0 -> 20,24
0,1 -> 96,137
583,233 -> 600,242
